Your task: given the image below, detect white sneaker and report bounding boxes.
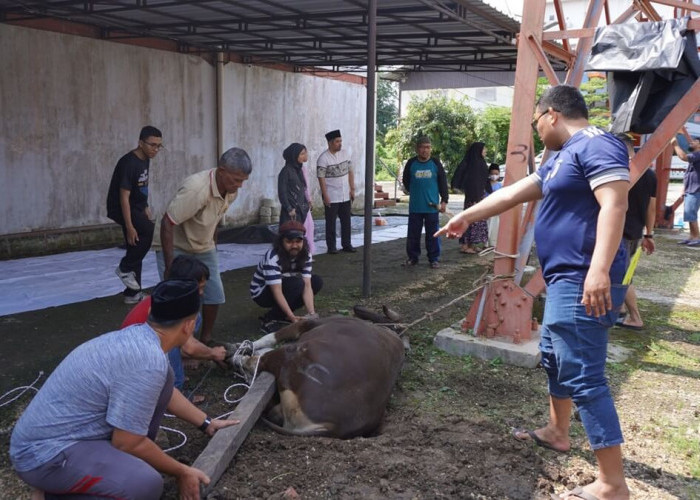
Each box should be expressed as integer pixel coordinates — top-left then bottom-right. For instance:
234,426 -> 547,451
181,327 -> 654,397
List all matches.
124,291 -> 147,304
115,266 -> 140,290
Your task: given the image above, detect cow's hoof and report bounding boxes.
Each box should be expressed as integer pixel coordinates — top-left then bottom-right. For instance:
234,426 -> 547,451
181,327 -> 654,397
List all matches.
382,305 -> 402,322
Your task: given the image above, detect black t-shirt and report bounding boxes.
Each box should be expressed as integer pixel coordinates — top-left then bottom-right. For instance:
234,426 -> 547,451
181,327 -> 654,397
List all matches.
623,169 -> 657,240
106,151 -> 150,220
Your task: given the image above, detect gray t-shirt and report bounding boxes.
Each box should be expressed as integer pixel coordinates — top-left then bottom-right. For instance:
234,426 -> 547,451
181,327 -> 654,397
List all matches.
10,324 -> 169,472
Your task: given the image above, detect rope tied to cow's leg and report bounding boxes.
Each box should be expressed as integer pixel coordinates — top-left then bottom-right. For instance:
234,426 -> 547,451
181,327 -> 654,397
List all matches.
217,340 -> 261,420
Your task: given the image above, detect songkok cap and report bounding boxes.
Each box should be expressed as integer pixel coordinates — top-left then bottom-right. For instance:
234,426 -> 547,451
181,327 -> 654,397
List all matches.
325,129 -> 341,141
279,220 -> 306,239
150,279 -> 200,322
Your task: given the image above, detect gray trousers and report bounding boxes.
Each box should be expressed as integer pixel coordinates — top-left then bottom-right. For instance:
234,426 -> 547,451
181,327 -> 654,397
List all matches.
17,369 -> 174,500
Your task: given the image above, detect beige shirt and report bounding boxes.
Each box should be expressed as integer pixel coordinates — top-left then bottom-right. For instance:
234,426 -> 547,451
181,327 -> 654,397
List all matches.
153,169 -> 237,253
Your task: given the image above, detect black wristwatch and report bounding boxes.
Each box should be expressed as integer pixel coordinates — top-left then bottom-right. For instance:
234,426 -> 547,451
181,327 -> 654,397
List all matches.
643,234 -> 654,239
198,416 -> 212,433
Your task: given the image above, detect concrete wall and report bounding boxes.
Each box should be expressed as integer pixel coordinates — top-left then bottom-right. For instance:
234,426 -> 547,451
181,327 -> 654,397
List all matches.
221,64 -> 367,222
0,23 -> 367,237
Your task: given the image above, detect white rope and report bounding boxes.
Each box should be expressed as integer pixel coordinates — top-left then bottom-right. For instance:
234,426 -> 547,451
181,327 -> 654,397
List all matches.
0,372 -> 43,408
478,246 -> 520,259
215,340 -> 260,420
160,425 -> 188,453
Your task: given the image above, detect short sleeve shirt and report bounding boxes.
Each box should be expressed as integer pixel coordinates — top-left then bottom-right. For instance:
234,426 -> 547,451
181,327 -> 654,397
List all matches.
106,151 -> 150,219
623,169 -> 657,240
250,248 -> 313,298
10,325 -> 169,472
407,158 -> 441,213
317,149 -> 352,203
532,127 -> 630,285
153,169 -> 237,253
684,152 -> 700,194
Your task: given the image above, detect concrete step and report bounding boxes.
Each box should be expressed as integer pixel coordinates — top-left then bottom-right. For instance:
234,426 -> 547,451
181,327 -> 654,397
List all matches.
374,199 -> 396,208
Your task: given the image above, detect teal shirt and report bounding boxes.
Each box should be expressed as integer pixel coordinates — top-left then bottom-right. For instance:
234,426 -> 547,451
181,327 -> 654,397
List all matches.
408,158 -> 440,213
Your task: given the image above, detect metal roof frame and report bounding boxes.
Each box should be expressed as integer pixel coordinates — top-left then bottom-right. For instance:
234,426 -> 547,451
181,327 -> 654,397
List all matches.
0,0 -> 568,73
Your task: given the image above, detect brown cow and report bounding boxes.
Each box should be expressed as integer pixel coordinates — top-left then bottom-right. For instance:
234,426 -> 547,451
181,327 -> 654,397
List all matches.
228,316 -> 405,439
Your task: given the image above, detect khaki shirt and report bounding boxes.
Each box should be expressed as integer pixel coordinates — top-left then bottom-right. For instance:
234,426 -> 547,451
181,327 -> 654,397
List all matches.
153,169 -> 237,253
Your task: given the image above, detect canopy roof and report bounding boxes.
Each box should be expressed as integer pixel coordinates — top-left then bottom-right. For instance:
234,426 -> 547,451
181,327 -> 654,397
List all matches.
1,0 -> 566,73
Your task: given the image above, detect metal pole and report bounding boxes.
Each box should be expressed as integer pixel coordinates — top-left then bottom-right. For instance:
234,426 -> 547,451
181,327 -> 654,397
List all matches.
362,0 -> 377,298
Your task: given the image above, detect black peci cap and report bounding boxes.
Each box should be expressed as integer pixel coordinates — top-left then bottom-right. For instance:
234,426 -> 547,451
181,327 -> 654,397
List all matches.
150,279 -> 200,322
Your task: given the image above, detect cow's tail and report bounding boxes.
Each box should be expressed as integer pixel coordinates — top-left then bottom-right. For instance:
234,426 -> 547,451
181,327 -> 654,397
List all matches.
260,417 -> 332,437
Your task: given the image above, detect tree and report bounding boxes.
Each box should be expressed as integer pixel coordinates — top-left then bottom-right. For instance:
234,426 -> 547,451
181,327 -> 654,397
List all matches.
376,78 -> 398,141
384,92 -> 478,177
475,106 -> 511,165
580,75 -> 610,129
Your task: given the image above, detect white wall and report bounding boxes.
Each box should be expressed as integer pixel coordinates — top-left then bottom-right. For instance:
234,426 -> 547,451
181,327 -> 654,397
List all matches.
221,64 -> 367,221
0,23 -> 367,235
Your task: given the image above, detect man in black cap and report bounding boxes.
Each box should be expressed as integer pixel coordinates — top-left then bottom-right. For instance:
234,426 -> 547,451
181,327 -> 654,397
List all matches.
317,129 -> 356,253
250,220 -> 323,326
10,279 -> 239,499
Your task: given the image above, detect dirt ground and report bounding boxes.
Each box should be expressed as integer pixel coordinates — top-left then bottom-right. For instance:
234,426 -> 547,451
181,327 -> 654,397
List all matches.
1,222 -> 699,499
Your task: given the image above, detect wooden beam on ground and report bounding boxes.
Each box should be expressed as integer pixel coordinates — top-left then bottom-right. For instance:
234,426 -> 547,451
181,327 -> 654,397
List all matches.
193,372 -> 276,497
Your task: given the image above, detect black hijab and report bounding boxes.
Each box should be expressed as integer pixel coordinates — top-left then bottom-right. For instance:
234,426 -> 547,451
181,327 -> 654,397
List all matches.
282,142 -> 307,186
451,142 -> 490,202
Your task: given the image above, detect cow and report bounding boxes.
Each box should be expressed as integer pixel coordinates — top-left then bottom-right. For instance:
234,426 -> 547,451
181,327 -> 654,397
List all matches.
228,315 -> 405,439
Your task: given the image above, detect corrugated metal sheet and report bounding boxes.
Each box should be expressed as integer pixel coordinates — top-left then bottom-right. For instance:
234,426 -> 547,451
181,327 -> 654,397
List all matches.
0,0 -> 567,72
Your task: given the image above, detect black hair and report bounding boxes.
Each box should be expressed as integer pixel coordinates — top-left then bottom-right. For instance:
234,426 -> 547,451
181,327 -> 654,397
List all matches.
273,232 -> 310,272
536,85 -> 588,120
168,255 -> 210,282
139,126 -> 162,141
416,136 -> 431,146
488,163 -> 501,173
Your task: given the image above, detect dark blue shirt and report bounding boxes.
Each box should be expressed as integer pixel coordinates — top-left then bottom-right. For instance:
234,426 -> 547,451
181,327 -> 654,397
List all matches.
684,152 -> 700,194
532,127 -> 630,285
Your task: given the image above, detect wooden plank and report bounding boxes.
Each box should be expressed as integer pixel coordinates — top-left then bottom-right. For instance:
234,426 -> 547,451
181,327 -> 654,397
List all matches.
193,372 -> 276,497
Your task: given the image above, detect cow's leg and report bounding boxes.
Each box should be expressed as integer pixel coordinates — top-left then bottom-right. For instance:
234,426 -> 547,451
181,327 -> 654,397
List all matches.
271,319 -> 323,343
278,389 -> 332,435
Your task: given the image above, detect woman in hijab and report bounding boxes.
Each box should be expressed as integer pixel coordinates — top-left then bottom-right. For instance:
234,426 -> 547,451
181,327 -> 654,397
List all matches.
450,142 -> 492,254
278,143 -> 311,227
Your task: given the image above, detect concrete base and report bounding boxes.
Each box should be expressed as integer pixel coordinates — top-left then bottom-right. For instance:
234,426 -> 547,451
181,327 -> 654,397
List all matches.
434,323 -> 541,368
434,323 -> 634,368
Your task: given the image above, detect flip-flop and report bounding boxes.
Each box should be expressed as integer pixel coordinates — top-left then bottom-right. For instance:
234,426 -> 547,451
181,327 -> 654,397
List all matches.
550,486 -> 600,500
460,248 -> 478,254
512,427 -> 568,453
618,322 -> 643,331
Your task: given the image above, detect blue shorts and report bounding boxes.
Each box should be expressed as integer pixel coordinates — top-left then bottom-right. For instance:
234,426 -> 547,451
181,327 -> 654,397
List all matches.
539,280 -> 627,450
683,192 -> 700,222
156,249 -> 225,305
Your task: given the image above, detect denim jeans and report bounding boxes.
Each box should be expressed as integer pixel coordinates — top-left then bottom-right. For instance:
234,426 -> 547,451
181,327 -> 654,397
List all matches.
539,280 -> 627,450
406,212 -> 441,263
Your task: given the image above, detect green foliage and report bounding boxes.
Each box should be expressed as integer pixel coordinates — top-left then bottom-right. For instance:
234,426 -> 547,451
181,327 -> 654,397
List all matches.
384,92 -> 478,177
377,78 -> 399,141
475,106 -> 511,165
580,76 -> 610,129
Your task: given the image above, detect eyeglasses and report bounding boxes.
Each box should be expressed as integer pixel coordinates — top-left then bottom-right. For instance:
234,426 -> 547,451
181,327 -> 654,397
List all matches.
141,140 -> 164,151
530,110 -> 551,132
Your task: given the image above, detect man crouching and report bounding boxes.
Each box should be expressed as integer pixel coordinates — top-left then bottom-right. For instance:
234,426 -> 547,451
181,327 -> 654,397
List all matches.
10,280 -> 238,499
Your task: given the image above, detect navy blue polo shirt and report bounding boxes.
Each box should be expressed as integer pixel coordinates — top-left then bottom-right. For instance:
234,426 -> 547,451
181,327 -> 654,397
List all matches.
532,127 -> 630,285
